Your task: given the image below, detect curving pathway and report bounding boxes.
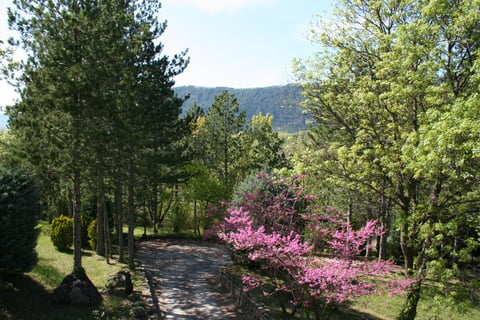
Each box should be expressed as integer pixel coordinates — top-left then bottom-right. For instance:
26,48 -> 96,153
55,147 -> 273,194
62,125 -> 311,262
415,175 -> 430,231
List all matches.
137,239 -> 247,320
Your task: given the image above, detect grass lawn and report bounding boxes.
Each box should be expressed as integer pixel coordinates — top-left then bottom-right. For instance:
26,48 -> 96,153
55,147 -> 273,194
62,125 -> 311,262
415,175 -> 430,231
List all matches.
350,284 -> 480,320
0,221 -> 139,320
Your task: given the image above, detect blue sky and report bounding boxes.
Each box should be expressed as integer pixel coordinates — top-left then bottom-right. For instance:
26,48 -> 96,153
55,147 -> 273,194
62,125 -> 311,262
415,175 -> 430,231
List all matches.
0,0 -> 334,127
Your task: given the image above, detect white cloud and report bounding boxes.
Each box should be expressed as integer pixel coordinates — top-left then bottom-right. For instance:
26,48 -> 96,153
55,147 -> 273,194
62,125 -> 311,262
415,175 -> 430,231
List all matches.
163,0 -> 275,14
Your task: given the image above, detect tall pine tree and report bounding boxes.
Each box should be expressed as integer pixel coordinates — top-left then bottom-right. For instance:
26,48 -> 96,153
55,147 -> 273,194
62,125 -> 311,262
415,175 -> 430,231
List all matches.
7,0 -> 189,272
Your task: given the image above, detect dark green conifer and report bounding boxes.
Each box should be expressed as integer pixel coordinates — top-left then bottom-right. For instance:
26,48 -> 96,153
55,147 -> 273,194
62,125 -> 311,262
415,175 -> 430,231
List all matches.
0,164 -> 40,274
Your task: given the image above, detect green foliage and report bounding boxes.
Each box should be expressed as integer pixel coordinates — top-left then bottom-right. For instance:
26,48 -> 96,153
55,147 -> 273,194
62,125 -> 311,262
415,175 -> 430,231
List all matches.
203,91 -> 247,198
7,0 -> 190,270
0,163 -> 40,274
129,304 -> 147,319
184,162 -> 224,204
81,214 -> 94,249
239,112 -> 289,174
295,1 -> 480,319
88,219 -> 97,252
50,215 -> 73,252
170,201 -> 190,233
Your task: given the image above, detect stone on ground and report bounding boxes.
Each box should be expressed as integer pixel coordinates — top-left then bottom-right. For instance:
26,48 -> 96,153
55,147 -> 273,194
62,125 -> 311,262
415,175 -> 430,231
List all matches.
51,272 -> 102,306
104,270 -> 134,298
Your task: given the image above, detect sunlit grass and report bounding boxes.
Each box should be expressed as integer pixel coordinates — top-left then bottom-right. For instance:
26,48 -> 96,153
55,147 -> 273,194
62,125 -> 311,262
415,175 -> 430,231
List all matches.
30,221 -> 128,290
0,220 -> 137,320
352,290 -> 480,320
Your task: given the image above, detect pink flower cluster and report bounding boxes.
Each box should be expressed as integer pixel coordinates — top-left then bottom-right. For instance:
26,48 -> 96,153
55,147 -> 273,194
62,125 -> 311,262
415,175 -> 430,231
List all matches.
215,173 -> 415,312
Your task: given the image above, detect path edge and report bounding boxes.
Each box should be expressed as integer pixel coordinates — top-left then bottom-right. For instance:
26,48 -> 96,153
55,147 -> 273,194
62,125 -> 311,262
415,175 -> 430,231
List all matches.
219,267 -> 276,320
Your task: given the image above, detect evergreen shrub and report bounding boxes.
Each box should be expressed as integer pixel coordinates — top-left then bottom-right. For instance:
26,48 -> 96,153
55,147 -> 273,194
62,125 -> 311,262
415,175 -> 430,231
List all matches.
81,214 -> 94,249
50,215 -> 73,251
88,219 -> 97,251
0,164 -> 40,274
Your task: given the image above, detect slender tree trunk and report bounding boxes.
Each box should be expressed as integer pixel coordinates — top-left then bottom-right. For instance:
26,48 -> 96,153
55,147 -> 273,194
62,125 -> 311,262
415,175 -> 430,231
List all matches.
152,183 -> 158,234
128,160 -> 135,270
378,211 -> 390,260
193,198 -> 198,237
103,195 -> 111,263
400,223 -> 415,274
397,281 -> 422,320
71,1 -> 83,273
223,134 -> 229,195
347,201 -> 353,226
397,182 -> 416,275
73,169 -> 82,271
114,174 -> 124,263
96,176 -> 106,256
142,197 -> 147,237
68,188 -> 74,217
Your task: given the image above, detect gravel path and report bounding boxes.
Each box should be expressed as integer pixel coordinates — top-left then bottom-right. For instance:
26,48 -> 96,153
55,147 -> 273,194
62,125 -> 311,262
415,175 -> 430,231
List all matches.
137,239 -> 247,320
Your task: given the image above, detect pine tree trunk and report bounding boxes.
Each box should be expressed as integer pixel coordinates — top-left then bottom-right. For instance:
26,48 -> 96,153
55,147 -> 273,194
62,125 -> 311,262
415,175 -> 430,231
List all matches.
96,176 -> 106,256
128,160 -> 135,270
152,183 -> 158,234
103,195 -> 111,263
73,169 -> 82,271
114,175 -> 124,263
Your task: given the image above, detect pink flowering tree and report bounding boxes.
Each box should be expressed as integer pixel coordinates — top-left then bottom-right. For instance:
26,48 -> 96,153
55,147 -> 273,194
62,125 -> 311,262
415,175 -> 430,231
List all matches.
215,172 -> 414,319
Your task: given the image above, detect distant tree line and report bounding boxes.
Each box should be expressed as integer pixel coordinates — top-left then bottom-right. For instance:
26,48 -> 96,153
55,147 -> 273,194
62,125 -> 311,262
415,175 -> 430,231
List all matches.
174,84 -> 309,132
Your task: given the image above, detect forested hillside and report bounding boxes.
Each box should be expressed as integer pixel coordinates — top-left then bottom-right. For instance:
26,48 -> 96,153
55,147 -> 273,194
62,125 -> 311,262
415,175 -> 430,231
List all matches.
175,84 -> 309,132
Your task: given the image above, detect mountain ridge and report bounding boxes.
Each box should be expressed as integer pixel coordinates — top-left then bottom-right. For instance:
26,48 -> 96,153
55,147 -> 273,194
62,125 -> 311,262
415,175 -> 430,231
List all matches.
174,84 -> 309,132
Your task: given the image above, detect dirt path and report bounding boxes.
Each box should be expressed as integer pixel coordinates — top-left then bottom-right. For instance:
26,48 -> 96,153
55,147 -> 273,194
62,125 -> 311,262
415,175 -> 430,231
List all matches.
136,239 -> 247,320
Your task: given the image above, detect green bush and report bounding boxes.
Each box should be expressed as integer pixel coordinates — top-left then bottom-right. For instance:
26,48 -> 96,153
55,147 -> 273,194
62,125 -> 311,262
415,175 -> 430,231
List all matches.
129,303 -> 147,319
88,219 -> 97,251
50,215 -> 73,251
0,164 -> 40,274
81,214 -> 94,249
171,202 -> 188,233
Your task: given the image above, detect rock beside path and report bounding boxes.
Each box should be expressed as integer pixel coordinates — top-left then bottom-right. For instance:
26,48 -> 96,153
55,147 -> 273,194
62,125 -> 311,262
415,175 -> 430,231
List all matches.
104,270 -> 134,298
51,272 -> 102,306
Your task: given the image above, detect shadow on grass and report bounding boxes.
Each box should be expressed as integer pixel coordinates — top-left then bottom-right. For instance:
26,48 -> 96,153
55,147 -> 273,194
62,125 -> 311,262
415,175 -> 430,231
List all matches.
57,248 -> 93,257
0,273 -> 96,320
334,303 -> 384,320
262,299 -> 384,320
31,258 -> 66,290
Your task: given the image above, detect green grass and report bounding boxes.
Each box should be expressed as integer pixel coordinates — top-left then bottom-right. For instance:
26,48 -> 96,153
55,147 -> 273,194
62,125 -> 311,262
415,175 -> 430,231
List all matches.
0,221 -> 139,320
31,221 -> 129,290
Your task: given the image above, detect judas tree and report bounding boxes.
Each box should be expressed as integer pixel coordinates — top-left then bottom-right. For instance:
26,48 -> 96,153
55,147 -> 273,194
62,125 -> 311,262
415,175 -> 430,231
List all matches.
216,173 -> 413,319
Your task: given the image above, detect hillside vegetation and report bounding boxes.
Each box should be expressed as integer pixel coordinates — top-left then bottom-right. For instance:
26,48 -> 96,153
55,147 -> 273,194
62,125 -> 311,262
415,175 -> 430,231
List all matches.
175,84 -> 309,132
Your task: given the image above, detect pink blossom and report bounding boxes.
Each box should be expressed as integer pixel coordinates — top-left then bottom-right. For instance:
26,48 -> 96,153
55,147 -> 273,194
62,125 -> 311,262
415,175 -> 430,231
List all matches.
210,173 -> 411,313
